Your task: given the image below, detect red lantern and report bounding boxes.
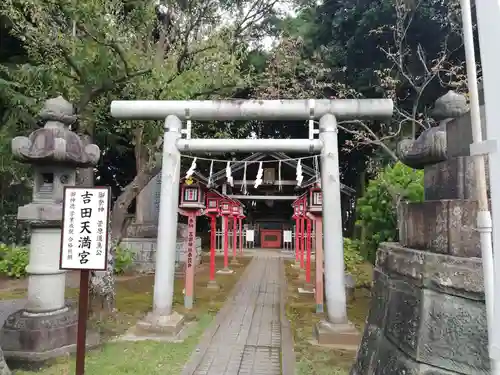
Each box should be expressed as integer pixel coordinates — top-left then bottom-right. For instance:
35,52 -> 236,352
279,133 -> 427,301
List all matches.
307,185 -> 322,214
291,199 -> 298,219
298,196 -> 306,217
231,200 -> 240,217
205,191 -> 222,215
179,179 -> 206,209
219,198 -> 232,216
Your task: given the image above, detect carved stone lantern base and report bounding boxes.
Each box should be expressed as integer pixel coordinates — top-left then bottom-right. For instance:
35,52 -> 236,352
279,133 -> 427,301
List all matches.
0,301 -> 99,362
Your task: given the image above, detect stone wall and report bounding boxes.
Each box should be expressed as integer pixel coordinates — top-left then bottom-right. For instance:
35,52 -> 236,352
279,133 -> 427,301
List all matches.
121,237 -> 202,273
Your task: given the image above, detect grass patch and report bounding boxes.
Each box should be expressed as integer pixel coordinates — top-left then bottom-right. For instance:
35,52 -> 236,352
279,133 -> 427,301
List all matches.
285,261 -> 372,375
15,315 -> 213,375
7,255 -> 251,375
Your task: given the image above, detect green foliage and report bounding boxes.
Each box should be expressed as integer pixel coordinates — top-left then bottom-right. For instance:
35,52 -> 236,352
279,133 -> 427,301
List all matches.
343,238 -> 364,274
0,243 -> 29,278
0,214 -> 30,245
356,162 -> 424,263
114,245 -> 134,275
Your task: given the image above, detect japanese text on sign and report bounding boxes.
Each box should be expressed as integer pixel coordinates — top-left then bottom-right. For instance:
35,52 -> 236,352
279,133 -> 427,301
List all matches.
186,215 -> 195,269
60,187 -> 110,270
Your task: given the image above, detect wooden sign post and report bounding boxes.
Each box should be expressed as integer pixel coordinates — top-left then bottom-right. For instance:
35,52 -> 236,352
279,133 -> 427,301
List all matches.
59,186 -> 111,375
306,184 -> 324,313
306,217 -> 312,284
186,213 -> 196,308
178,209 -> 203,309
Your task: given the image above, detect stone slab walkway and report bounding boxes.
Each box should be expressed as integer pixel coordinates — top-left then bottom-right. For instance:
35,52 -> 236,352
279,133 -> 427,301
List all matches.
181,252 -> 295,375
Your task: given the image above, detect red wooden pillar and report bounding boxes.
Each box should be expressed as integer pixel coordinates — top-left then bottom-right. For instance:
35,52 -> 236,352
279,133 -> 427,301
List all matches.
223,215 -> 229,269
209,214 -> 217,281
299,217 -> 305,269
306,217 -> 312,283
232,215 -> 239,264
294,217 -> 300,262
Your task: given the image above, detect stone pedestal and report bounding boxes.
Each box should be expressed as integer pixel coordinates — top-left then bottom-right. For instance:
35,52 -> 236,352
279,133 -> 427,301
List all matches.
1,301 -> 99,362
206,280 -> 220,290
351,242 -> 488,375
314,320 -> 360,351
0,226 -> 94,362
217,268 -> 234,275
134,311 -> 185,339
298,281 -> 315,294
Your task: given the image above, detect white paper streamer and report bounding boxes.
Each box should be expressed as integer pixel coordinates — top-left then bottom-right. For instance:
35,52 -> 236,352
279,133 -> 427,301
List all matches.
185,157 -> 197,179
278,160 -> 282,191
254,161 -> 263,188
296,158 -> 303,187
226,161 -> 233,187
207,160 -> 214,187
241,161 -> 248,194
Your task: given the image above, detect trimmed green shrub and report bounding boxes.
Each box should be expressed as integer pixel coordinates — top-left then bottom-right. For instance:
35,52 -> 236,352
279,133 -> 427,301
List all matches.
356,162 -> 424,263
0,244 -> 29,278
343,238 -> 364,274
114,245 -> 135,275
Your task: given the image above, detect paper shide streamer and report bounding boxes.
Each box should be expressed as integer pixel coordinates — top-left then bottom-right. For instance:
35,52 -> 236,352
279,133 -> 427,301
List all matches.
278,160 -> 282,192
296,158 -> 303,187
241,161 -> 248,194
185,157 -> 197,179
254,161 -> 263,188
207,160 -> 214,188
226,161 -> 234,187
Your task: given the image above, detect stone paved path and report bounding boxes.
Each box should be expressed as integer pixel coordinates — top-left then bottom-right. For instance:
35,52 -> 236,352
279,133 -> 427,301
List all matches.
181,252 -> 294,375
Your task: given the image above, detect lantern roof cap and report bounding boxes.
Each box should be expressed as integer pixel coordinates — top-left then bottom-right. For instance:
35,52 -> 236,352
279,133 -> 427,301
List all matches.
180,175 -> 206,186
11,96 -> 100,167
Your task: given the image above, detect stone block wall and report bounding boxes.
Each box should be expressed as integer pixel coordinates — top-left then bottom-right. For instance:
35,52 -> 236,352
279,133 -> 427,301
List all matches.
352,200 -> 489,375
398,200 -> 481,257
424,157 -> 490,201
121,237 -> 202,272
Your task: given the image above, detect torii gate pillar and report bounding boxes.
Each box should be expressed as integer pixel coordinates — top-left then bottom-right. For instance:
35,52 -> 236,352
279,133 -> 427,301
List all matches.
314,114 -> 360,347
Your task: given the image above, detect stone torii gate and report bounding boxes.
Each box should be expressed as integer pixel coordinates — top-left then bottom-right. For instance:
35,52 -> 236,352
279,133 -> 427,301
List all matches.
110,99 -> 393,342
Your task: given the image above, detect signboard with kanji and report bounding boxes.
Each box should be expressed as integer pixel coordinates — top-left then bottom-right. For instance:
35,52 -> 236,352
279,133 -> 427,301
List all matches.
186,215 -> 196,270
59,187 -> 111,271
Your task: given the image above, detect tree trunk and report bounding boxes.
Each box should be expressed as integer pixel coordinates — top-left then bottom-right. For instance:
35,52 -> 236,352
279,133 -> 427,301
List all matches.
90,162 -> 161,311
134,127 -> 149,224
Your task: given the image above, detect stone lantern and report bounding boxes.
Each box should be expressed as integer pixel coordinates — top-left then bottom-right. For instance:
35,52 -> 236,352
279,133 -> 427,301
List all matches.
1,97 -> 100,362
